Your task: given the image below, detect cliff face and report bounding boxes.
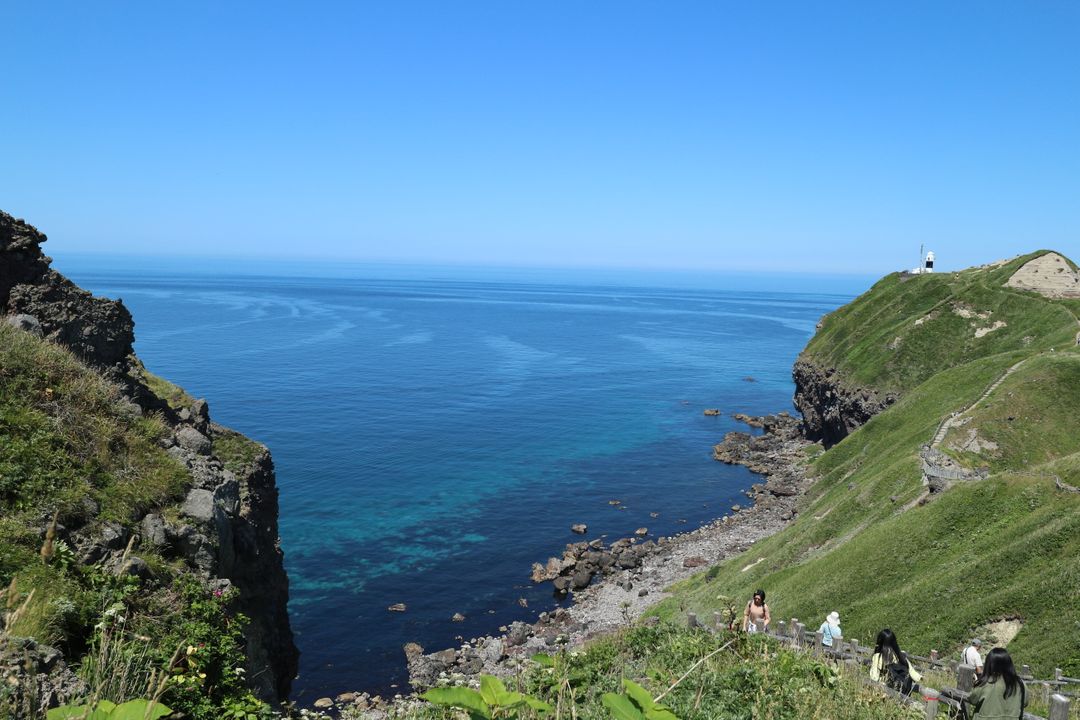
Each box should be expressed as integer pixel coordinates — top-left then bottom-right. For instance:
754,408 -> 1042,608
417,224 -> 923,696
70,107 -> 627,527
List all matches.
792,355 -> 895,448
1,210 -> 298,702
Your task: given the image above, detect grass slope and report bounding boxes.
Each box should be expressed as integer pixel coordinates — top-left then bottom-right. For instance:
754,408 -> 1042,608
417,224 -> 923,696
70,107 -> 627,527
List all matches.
653,252 -> 1080,677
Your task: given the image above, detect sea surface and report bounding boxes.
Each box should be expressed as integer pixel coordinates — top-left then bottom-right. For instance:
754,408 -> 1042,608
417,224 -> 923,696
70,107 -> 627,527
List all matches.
58,260 -> 862,700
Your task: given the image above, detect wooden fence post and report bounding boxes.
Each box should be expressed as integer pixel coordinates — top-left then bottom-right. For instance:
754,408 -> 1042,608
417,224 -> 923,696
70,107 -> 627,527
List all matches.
777,620 -> 787,638
957,664 -> 975,693
1048,694 -> 1071,720
814,631 -> 824,655
1021,664 -> 1032,679
795,622 -> 806,649
1054,667 -> 1063,681
687,612 -> 698,629
930,649 -> 939,663
849,638 -> 859,658
790,618 -> 798,636
713,611 -> 723,630
923,687 -> 939,720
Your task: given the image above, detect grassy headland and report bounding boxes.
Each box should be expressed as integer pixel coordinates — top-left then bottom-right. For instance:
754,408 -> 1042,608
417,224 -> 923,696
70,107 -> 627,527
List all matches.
652,251 -> 1080,677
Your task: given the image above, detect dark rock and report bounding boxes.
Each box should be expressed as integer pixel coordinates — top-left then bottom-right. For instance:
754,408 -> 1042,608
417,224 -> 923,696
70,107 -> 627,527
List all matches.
140,513 -> 170,548
176,426 -> 212,455
505,622 -> 530,647
6,313 -> 43,336
683,556 -> 708,568
100,522 -> 129,550
118,556 -> 152,580
793,356 -> 893,447
571,568 -> 593,590
181,489 -> 216,523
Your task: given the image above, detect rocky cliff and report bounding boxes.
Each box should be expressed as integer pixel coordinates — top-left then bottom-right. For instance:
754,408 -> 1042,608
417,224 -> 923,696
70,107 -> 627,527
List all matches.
0,210 -> 298,703
791,356 -> 895,447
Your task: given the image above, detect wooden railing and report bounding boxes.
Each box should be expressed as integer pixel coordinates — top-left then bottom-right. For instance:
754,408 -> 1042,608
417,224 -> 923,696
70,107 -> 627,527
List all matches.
685,613 -> 1074,720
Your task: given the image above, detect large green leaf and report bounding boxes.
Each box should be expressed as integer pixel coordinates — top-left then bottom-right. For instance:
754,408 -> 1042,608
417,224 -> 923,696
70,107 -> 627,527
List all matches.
111,699 -> 172,720
47,707 -> 92,720
602,693 -> 645,720
525,696 -> 554,715
479,675 -> 507,707
620,681 -> 679,720
422,686 -> 491,719
531,653 -> 555,668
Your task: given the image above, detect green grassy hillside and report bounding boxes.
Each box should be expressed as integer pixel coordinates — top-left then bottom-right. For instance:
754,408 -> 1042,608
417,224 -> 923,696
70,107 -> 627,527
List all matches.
807,252 -> 1077,394
0,323 -> 273,718
653,252 -> 1080,677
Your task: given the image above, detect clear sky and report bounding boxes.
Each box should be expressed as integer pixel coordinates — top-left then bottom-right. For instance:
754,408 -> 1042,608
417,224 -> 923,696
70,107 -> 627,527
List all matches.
2,1 -> 1078,274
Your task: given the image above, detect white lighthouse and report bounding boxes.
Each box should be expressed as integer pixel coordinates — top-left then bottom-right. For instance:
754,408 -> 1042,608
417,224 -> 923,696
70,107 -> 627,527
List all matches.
912,248 -> 936,274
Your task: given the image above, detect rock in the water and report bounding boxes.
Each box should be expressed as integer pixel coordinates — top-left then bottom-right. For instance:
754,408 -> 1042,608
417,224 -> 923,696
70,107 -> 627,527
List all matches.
703,408 -> 721,416
451,612 -> 466,622
570,568 -> 593,590
336,692 -> 358,704
634,527 -> 648,537
570,523 -> 588,534
388,602 -> 407,612
314,698 -> 334,709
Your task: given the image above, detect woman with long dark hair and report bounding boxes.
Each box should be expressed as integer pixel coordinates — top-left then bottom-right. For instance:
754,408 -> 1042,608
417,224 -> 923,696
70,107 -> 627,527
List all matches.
966,648 -> 1026,719
869,629 -> 921,694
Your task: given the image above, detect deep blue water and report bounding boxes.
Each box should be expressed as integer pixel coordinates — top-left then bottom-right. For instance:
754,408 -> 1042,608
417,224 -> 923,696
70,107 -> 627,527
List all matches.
58,262 -> 858,700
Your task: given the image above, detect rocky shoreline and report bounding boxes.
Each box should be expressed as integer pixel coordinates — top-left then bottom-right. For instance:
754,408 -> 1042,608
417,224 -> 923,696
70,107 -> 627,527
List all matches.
316,411 -> 816,716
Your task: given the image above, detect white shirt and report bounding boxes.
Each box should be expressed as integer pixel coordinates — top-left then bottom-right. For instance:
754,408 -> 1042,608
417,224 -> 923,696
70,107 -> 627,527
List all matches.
963,645 -> 983,669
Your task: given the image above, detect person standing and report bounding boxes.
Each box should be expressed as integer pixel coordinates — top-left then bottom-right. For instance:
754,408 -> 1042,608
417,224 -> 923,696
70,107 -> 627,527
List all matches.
742,589 -> 771,633
819,611 -> 842,647
963,638 -> 985,676
869,629 -> 922,695
966,648 -> 1025,720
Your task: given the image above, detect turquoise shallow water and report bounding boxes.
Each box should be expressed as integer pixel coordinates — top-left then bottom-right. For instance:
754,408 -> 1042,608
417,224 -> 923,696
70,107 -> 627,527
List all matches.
60,263 -> 857,700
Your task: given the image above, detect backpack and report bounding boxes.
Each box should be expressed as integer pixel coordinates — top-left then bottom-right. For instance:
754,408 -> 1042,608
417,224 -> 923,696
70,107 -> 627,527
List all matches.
885,660 -> 914,695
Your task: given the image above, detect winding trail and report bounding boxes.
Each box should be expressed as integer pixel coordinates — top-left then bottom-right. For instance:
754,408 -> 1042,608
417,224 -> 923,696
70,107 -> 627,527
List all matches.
930,357 -> 1032,448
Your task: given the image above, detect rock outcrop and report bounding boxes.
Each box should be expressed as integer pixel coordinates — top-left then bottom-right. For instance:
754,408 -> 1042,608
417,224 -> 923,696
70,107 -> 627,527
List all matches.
1,210 -> 298,703
2,212 -> 134,374
792,356 -> 895,447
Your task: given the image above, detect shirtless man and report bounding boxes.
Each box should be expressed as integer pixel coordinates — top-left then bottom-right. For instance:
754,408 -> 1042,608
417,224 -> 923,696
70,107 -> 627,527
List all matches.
743,589 -> 771,633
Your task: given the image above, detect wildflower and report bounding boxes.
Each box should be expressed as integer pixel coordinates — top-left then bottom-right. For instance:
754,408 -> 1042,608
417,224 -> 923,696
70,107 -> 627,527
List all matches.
187,645 -> 196,655
212,589 -> 224,597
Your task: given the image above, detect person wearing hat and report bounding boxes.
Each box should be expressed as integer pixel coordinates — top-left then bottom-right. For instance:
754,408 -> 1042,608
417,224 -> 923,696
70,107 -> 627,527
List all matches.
819,611 -> 842,647
963,638 -> 985,676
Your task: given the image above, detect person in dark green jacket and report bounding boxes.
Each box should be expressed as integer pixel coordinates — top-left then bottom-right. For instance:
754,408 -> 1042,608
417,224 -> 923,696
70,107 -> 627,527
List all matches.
966,647 -> 1026,720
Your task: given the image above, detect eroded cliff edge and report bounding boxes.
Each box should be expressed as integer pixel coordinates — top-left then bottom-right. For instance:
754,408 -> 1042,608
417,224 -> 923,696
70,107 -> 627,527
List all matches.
791,356 -> 895,447
1,210 -> 298,703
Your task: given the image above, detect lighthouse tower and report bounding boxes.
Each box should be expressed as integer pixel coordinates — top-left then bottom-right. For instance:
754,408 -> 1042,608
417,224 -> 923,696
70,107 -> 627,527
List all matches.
924,251 -> 935,273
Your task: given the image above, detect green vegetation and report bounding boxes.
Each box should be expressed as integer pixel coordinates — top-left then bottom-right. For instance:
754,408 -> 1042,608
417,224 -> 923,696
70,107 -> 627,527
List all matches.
652,251 -> 1080,678
386,626 -> 915,720
808,252 -> 1077,394
213,428 -> 266,475
0,324 -> 272,719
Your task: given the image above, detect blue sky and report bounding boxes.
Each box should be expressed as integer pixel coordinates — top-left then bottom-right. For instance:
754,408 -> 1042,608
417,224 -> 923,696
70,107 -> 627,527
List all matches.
2,1 -> 1078,274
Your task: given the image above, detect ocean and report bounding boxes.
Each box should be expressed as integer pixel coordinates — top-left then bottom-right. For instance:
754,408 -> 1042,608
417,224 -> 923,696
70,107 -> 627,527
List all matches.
58,260 -> 861,700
